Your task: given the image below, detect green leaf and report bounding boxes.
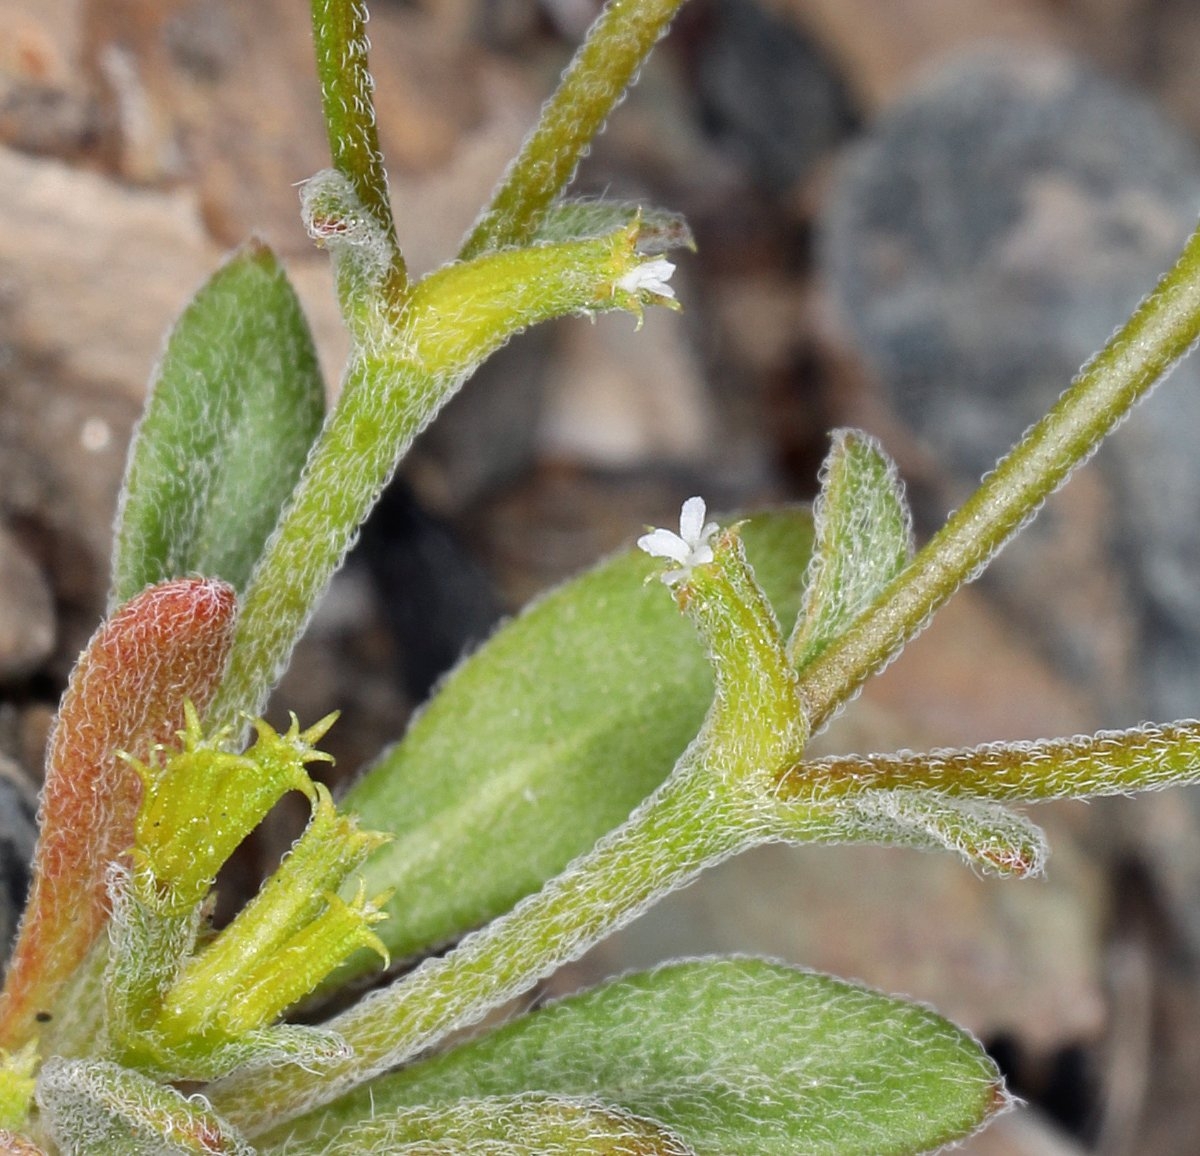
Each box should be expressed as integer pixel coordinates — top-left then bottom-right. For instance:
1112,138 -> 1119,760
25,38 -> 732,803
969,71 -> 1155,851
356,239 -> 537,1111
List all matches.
280,959 -> 1006,1156
37,1059 -> 253,1155
838,790 -> 1047,878
532,199 -> 694,253
307,1094 -> 694,1156
110,241 -> 325,607
789,430 -> 912,670
340,510 -> 813,966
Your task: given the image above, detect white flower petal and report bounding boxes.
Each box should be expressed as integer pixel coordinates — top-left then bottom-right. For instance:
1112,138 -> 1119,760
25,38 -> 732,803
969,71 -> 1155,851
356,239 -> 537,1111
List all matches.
678,496 -> 707,544
638,496 -> 721,585
637,528 -> 691,564
616,258 -> 676,299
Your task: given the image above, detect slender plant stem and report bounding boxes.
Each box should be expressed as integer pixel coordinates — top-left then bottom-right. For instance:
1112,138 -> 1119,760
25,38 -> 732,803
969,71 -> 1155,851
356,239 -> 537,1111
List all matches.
203,357 -> 428,731
311,0 -> 407,297
206,229 -> 659,729
458,0 -> 686,259
797,222 -> 1200,734
778,721 -> 1200,803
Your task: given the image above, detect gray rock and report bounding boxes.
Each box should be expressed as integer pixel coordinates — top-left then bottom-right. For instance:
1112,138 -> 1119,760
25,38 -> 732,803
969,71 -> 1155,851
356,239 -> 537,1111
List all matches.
819,47 -> 1200,959
820,47 -> 1200,725
692,0 -> 857,194
822,48 -> 1200,491
0,364 -> 134,676
0,525 -> 55,681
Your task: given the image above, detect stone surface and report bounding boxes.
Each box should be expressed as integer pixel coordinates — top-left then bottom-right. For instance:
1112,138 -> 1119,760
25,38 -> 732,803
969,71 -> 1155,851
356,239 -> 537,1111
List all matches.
690,0 -> 857,194
961,1108 -> 1088,1156
820,47 -> 1200,723
0,364 -> 134,673
0,525 -> 56,681
0,0 -> 97,159
0,144 -> 218,400
538,306 -> 713,468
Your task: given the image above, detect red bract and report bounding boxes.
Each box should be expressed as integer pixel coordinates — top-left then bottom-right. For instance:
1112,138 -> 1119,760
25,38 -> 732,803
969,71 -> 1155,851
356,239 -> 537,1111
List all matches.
0,578 -> 237,1050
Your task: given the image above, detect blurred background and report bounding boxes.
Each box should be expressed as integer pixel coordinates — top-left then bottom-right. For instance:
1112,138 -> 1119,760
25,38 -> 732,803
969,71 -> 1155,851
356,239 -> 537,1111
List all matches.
6,0 -> 1200,1150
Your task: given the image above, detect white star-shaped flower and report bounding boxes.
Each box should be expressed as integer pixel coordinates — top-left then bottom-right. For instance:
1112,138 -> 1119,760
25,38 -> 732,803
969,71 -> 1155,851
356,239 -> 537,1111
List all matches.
616,257 -> 676,300
637,496 -> 719,585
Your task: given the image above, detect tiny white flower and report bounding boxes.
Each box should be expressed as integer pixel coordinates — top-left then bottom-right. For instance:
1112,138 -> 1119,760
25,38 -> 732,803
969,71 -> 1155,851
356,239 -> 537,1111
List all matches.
616,257 -> 676,300
637,496 -> 719,584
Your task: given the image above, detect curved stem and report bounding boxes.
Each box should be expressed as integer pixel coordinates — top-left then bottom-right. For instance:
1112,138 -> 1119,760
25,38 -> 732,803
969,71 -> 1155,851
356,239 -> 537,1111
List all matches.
206,229 -> 666,729
458,0 -> 687,259
797,222 -> 1200,733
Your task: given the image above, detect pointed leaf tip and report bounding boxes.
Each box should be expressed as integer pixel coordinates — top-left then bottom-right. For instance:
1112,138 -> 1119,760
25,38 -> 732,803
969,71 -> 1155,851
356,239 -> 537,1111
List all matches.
791,429 -> 913,669
110,242 -> 325,606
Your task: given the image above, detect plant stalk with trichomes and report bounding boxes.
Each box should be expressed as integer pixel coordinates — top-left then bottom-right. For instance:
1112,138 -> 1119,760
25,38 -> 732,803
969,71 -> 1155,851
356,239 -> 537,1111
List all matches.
3,0 -> 1200,1152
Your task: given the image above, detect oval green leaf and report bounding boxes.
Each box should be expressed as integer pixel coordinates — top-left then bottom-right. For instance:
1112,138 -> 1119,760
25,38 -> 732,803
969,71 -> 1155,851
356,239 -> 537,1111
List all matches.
340,510 -> 813,967
110,241 -> 325,607
281,959 -> 1007,1156
790,429 -> 912,670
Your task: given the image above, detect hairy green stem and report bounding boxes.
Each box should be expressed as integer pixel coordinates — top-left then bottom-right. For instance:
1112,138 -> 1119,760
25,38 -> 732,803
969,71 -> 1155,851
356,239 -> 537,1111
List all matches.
311,0 -> 407,297
207,228 -> 668,728
204,357 -> 430,730
797,222 -> 1200,733
780,720 -> 1200,803
459,0 -> 687,259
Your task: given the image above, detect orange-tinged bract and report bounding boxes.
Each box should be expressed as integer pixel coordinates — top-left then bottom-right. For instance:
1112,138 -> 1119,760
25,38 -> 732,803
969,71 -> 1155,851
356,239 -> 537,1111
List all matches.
0,578 -> 237,1050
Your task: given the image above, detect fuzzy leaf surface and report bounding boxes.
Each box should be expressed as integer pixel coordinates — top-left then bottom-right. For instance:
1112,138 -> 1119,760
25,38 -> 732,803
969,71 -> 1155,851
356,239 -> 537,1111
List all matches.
110,241 -> 325,606
37,1059 -> 253,1155
836,790 -> 1048,878
790,430 -> 912,670
0,579 -> 237,1050
340,510 -> 813,966
532,200 -> 694,252
283,959 -> 1005,1156
304,1094 -> 694,1156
